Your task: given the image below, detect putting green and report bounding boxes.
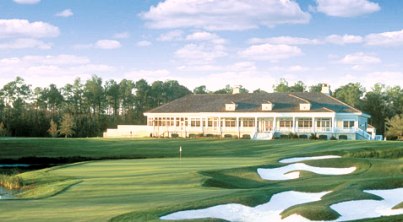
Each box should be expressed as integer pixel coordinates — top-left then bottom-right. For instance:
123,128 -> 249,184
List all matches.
0,139 -> 402,221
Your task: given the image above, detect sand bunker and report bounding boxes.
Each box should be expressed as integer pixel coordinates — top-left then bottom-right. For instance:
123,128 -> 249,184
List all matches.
161,190 -> 330,222
257,163 -> 356,180
330,188 -> 403,221
279,155 -> 341,164
161,155 -> 402,222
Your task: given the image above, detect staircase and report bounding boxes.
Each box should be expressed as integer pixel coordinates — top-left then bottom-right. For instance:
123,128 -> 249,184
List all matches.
356,128 -> 372,140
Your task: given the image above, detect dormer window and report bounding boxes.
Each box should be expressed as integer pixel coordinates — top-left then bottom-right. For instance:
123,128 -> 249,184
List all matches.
225,102 -> 237,111
300,103 -> 311,111
262,103 -> 273,111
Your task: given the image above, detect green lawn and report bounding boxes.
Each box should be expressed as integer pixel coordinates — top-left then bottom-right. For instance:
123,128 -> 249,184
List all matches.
0,138 -> 402,222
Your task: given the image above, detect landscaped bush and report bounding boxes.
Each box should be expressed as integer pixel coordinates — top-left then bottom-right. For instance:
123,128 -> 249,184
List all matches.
309,133 -> 317,140
280,134 -> 289,139
299,134 -> 308,139
171,133 -> 179,138
318,135 -> 328,140
288,133 -> 298,139
206,134 -> 214,137
242,134 -> 251,139
188,134 -> 196,138
339,135 -> 348,140
330,135 -> 337,140
224,134 -> 233,139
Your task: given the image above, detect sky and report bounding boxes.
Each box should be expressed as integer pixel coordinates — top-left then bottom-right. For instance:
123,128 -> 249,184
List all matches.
0,0 -> 402,92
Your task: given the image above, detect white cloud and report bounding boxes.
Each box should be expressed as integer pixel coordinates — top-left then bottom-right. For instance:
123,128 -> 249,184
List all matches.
336,72 -> 403,89
0,38 -> 52,49
175,43 -> 227,64
114,32 -> 130,39
55,9 -> 74,17
239,44 -> 302,61
157,30 -> 183,41
248,36 -> 321,45
338,52 -> 381,66
326,34 -> 363,44
365,29 -> 403,46
0,19 -> 59,39
22,55 -> 91,65
141,0 -> 310,31
95,39 -> 122,49
136,40 -> 152,47
185,31 -> 226,44
316,0 -> 380,17
125,69 -> 171,80
0,55 -> 114,88
364,72 -> 403,86
13,0 -> 40,4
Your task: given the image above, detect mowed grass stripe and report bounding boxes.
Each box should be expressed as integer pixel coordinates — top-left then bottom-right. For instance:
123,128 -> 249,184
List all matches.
0,138 -> 402,222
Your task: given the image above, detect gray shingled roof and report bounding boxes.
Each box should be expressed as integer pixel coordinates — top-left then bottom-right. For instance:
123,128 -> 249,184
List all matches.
146,92 -> 361,113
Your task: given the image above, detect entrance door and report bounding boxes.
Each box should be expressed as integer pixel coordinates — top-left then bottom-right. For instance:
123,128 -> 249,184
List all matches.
259,119 -> 273,132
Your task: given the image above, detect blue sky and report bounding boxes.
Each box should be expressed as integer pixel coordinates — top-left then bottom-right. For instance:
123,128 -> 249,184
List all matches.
1,0 -> 402,92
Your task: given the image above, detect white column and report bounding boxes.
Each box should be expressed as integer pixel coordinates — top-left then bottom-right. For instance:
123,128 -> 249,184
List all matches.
292,116 -> 296,133
312,117 -> 315,133
200,117 -> 203,132
273,116 -> 277,131
332,116 -> 336,133
255,116 -> 258,132
236,117 -> 240,136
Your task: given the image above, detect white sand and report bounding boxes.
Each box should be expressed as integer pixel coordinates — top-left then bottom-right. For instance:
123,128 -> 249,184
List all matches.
279,155 -> 341,164
161,155 -> 402,222
257,163 -> 356,180
330,188 -> 403,221
160,190 -> 330,222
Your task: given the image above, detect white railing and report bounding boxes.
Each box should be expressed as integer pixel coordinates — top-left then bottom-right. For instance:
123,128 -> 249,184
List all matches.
356,128 -> 372,140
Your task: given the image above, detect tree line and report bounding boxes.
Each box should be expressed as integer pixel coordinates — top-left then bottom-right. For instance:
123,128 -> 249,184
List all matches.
0,76 -> 401,138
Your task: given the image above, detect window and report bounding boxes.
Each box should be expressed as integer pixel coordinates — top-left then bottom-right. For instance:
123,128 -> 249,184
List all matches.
208,118 -> 218,127
148,118 -> 153,126
224,118 -> 236,127
343,120 -> 355,128
279,118 -> 293,128
298,118 -> 312,128
242,118 -> 255,127
191,118 -> 200,127
316,118 -> 331,128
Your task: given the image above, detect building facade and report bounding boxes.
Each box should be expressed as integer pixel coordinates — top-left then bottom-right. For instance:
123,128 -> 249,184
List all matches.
139,90 -> 374,140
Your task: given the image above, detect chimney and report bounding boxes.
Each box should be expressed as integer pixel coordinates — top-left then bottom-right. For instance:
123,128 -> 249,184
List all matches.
321,83 -> 331,95
232,85 -> 241,94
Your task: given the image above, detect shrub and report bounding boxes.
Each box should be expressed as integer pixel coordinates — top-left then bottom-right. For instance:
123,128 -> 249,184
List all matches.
318,135 -> 328,140
224,134 -> 233,139
288,133 -> 298,139
330,135 -> 337,140
280,134 -> 289,139
188,134 -> 196,138
339,135 -> 348,140
299,134 -> 308,139
0,174 -> 23,190
309,133 -> 317,140
171,133 -> 179,138
206,134 -> 214,137
197,133 -> 204,138
242,134 -> 251,139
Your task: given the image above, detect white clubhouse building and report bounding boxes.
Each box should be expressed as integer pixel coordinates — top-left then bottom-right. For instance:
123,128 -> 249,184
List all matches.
104,85 -> 377,140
